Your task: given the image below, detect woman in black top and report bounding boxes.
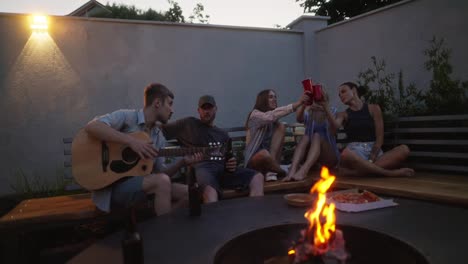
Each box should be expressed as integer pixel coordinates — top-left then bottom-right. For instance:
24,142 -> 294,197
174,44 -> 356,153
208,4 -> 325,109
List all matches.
321,82 -> 414,177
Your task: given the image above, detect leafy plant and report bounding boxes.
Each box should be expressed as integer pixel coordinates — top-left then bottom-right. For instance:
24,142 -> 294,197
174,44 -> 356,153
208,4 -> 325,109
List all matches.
395,70 -> 425,116
188,3 -> 210,24
297,0 -> 403,24
357,57 -> 426,118
91,1 -> 185,23
357,37 -> 468,117
9,168 -> 74,199
423,37 -> 468,114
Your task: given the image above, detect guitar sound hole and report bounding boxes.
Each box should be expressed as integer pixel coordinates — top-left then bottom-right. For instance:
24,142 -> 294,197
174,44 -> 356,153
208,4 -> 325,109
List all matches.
122,147 -> 139,163
142,165 -> 147,171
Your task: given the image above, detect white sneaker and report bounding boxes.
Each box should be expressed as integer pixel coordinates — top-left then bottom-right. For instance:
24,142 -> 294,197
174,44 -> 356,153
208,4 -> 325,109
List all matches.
265,172 -> 278,182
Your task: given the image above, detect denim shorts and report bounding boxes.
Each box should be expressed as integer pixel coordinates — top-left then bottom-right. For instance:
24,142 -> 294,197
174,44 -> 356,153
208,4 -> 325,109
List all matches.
194,161 -> 256,197
111,176 -> 146,209
346,142 -> 383,161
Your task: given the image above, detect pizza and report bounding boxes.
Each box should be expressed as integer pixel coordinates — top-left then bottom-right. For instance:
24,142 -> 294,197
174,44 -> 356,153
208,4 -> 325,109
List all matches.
331,191 -> 380,204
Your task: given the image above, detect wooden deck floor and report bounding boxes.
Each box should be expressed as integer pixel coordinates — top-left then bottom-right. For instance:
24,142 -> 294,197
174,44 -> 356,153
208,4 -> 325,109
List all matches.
334,172 -> 468,207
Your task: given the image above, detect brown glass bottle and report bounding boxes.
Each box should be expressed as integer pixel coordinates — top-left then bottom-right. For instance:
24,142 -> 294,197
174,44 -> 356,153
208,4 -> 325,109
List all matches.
188,167 -> 201,216
122,209 -> 144,264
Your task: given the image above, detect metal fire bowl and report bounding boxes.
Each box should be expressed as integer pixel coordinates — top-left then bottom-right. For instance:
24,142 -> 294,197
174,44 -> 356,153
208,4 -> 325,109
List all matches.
214,223 -> 429,264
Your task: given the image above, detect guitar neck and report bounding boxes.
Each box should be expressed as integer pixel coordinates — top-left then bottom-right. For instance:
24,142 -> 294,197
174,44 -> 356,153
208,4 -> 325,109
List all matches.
158,147 -> 208,157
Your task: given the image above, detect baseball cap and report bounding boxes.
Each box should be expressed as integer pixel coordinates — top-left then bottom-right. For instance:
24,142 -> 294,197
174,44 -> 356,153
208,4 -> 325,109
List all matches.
198,95 -> 216,107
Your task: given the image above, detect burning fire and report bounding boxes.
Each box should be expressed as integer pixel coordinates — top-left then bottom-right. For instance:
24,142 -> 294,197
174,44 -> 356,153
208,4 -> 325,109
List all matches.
289,167 -> 348,263
305,166 -> 336,252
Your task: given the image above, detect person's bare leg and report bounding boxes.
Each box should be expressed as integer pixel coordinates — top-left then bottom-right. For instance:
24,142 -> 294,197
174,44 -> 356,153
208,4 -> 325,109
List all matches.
340,148 -> 414,177
374,145 -> 411,169
142,173 -> 171,216
270,122 -> 286,162
249,173 -> 264,196
171,183 -> 188,209
285,135 -> 310,181
336,166 -> 361,177
293,133 -> 321,180
248,149 -> 285,177
317,137 -> 339,169
203,185 -> 218,203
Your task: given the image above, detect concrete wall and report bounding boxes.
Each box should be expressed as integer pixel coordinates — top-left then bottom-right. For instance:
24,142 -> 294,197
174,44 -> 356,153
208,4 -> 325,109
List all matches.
1,0 -> 467,196
0,14 -> 306,195
315,0 -> 468,108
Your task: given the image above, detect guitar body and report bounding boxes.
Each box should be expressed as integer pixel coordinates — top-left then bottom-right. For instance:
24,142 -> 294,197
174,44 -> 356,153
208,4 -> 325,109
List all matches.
72,129 -> 153,191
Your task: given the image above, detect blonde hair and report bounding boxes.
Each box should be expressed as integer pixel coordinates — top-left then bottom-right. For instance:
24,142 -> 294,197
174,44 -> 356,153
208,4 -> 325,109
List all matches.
309,86 -> 329,124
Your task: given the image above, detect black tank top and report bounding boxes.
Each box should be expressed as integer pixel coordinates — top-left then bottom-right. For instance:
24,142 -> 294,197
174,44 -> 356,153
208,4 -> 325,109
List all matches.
344,103 -> 376,142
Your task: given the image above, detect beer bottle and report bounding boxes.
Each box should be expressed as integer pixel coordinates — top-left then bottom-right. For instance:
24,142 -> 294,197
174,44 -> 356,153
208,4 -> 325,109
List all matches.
122,208 -> 144,264
188,166 -> 201,216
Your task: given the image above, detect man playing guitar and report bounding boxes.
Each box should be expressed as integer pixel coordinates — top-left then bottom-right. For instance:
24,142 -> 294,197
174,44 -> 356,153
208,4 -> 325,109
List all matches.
84,83 -> 201,215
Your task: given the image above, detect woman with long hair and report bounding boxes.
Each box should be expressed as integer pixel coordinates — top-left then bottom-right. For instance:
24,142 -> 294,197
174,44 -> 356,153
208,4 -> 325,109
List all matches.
283,87 -> 340,181
244,89 -> 308,181
321,82 -> 414,177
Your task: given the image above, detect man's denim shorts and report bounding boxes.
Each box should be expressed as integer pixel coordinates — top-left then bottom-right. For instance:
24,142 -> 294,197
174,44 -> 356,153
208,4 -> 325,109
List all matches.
346,142 -> 383,161
111,176 -> 146,209
194,161 -> 256,197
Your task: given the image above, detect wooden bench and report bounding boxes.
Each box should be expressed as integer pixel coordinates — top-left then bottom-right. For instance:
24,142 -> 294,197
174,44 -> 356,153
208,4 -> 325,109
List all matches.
386,114 -> 468,173
0,124 -> 310,228
5,114 -> 468,229
3,115 -> 468,238
333,114 -> 468,207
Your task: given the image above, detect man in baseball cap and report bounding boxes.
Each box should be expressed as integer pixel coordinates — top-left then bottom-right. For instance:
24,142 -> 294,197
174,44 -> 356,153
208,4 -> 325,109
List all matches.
163,95 -> 264,203
198,95 -> 217,108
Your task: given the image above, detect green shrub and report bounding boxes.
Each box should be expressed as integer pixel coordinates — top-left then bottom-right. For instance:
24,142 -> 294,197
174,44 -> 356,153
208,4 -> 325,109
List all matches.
423,37 -> 468,114
357,36 -> 468,117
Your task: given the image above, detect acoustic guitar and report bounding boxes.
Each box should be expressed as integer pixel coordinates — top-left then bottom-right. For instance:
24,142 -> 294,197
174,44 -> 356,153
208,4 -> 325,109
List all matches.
71,129 -> 225,191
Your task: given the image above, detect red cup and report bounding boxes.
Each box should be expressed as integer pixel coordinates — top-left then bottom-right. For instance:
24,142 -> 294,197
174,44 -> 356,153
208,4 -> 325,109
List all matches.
312,84 -> 323,101
301,79 -> 313,93
302,79 -> 314,105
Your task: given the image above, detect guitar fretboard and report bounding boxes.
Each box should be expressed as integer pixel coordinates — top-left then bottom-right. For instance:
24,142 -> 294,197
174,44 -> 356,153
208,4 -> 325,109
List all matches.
158,147 -> 210,157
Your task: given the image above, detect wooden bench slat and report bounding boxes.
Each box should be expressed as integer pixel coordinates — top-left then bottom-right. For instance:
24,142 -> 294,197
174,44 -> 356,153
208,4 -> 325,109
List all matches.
390,139 -> 468,145
407,163 -> 468,173
409,151 -> 468,159
63,138 -> 73,144
223,127 -> 245,132
230,136 -> 246,142
0,194 -> 102,227
396,114 -> 468,122
390,127 -> 468,133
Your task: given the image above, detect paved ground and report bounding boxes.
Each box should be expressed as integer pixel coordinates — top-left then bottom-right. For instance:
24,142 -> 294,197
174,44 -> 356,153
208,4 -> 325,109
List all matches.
69,195 -> 468,264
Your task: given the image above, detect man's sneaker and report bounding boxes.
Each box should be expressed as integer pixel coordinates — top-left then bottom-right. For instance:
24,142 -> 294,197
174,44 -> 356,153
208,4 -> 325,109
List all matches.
265,172 -> 278,182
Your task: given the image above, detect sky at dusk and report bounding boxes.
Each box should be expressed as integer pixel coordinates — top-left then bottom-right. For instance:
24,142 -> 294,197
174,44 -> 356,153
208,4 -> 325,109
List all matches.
0,0 -> 308,28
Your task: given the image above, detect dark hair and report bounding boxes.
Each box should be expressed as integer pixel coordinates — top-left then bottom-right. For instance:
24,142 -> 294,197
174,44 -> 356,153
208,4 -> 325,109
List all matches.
245,89 -> 275,128
144,83 -> 174,107
254,89 -> 275,112
340,82 -> 368,98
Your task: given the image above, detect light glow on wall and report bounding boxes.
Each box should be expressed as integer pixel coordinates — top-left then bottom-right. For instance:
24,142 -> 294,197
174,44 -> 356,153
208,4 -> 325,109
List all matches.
30,15 -> 48,31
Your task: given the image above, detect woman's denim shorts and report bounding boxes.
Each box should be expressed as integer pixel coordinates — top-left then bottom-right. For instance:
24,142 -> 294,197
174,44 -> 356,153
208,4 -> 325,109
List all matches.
346,142 -> 383,161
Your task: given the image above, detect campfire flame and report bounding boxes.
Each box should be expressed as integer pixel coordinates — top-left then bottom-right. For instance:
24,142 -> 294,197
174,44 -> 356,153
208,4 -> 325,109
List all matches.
305,166 -> 336,252
288,167 -> 348,264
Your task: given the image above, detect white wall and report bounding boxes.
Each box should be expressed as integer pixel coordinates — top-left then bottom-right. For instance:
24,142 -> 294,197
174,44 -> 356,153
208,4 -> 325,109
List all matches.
0,14 -> 305,195
315,0 -> 468,109
1,0 -> 467,196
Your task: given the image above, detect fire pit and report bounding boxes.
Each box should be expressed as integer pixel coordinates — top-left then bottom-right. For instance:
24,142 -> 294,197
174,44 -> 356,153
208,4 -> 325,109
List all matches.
214,223 -> 429,264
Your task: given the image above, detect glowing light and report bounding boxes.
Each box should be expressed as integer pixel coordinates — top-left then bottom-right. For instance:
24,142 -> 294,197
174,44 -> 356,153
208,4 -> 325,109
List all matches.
31,15 -> 48,31
304,166 -> 336,252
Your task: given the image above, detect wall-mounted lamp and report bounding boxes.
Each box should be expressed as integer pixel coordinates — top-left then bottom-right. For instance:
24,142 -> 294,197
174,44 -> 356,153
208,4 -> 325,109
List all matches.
30,15 -> 48,31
